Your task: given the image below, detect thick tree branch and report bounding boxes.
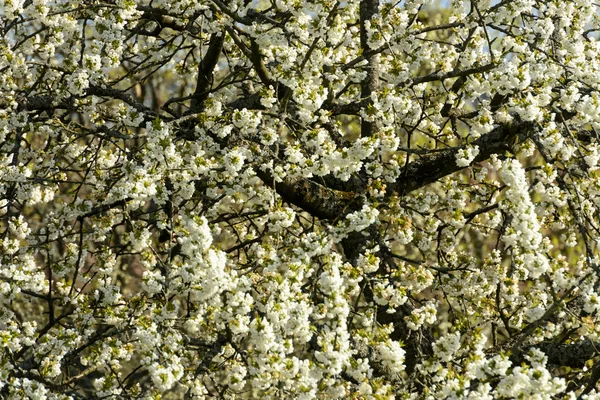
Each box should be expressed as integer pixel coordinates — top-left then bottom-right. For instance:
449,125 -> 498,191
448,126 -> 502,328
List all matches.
211,1 -> 291,26
249,39 -> 276,88
189,31 -> 225,113
14,86 -> 156,119
524,340 -> 599,368
136,6 -> 201,35
16,94 -> 74,112
252,120 -> 532,220
255,168 -> 361,220
86,86 -> 156,117
387,121 -> 534,197
309,120 -> 533,205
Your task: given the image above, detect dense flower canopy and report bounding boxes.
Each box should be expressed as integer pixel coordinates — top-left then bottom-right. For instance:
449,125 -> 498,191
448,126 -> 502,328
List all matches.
3,0 -> 600,398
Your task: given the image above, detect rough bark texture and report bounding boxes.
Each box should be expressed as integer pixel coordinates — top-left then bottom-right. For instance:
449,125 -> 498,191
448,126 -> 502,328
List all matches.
255,169 -> 362,220
387,121 -> 533,197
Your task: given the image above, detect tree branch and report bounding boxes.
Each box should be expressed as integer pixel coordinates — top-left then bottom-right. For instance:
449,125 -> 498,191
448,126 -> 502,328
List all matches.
86,86 -> 156,117
387,121 -> 533,197
254,168 -> 361,220
251,120 -> 533,221
530,340 -> 598,368
189,31 -> 225,113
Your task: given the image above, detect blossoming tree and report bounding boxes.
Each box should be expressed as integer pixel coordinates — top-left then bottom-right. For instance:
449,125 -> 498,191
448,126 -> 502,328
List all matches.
3,0 -> 600,398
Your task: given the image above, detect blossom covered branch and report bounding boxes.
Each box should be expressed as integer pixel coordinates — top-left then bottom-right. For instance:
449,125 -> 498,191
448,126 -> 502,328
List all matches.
3,0 -> 600,399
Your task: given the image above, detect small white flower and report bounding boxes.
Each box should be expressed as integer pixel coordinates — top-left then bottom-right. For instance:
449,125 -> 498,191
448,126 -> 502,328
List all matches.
455,145 -> 480,167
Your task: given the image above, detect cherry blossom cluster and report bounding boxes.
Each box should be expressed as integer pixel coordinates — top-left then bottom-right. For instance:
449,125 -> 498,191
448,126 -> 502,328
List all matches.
2,0 -> 600,398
